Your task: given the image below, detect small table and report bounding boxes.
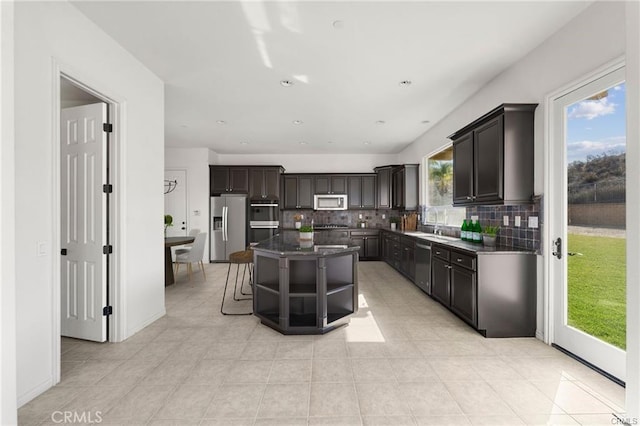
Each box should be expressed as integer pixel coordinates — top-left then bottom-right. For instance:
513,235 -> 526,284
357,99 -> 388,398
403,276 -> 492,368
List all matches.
165,236 -> 195,286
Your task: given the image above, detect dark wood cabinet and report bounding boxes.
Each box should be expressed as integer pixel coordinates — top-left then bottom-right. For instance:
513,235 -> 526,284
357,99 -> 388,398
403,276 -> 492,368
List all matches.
283,175 -> 314,209
391,165 -> 419,210
210,166 -> 249,195
249,167 -> 282,200
400,236 -> 416,282
315,175 -> 346,194
450,264 -> 477,327
374,166 -> 393,209
431,256 -> 450,306
350,230 -> 379,260
348,175 -> 376,209
450,103 -> 537,206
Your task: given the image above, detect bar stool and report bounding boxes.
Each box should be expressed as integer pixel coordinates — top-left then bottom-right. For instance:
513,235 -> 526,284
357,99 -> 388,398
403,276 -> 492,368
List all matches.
220,249 -> 253,316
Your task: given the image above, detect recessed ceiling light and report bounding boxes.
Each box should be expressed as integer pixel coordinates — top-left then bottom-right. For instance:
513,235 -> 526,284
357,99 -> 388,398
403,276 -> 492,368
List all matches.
332,20 -> 344,29
327,141 -> 334,144
292,120 -> 303,125
399,80 -> 412,87
216,120 -> 226,125
240,141 -> 249,145
280,80 -> 294,87
421,120 -> 431,124
375,120 -> 385,125
363,141 -> 371,145
299,141 -> 307,145
180,124 -> 188,128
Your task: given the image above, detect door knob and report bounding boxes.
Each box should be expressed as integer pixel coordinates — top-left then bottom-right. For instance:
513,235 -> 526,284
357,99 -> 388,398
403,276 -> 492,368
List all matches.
552,237 -> 562,260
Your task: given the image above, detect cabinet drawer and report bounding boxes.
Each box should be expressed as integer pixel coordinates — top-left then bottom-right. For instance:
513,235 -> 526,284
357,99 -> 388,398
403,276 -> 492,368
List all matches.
351,230 -> 379,237
432,245 -> 450,262
451,251 -> 476,271
329,231 -> 349,238
401,236 -> 416,247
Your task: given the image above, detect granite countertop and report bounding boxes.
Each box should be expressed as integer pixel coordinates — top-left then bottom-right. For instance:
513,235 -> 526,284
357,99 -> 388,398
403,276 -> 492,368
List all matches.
253,230 -> 360,256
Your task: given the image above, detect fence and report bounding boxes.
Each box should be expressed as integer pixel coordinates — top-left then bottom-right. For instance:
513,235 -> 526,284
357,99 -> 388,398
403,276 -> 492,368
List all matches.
568,178 -> 625,204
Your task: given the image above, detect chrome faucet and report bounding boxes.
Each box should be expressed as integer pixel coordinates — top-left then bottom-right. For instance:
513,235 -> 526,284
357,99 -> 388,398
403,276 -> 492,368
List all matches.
426,206 -> 442,235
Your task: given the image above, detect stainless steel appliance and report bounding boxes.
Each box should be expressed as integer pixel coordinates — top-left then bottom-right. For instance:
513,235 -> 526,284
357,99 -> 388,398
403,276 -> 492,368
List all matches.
249,200 -> 279,243
210,195 -> 247,262
415,241 -> 432,294
314,194 -> 347,210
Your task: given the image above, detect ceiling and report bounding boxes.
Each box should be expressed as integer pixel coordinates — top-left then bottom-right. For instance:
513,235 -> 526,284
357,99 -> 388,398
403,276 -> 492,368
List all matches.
72,1 -> 591,155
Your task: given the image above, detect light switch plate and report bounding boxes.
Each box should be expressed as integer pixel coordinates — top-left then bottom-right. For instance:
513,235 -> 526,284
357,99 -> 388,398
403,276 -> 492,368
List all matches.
515,216 -> 521,227
503,216 -> 509,226
529,216 -> 539,228
37,241 -> 48,257
382,214 -> 386,219
359,214 -> 363,219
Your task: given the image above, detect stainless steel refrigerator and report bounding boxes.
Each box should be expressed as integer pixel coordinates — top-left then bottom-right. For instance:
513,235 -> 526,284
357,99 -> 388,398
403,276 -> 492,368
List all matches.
210,195 -> 247,261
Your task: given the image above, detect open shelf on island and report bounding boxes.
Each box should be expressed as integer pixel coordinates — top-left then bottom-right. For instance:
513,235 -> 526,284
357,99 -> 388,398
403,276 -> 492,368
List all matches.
327,282 -> 353,295
290,282 -> 317,295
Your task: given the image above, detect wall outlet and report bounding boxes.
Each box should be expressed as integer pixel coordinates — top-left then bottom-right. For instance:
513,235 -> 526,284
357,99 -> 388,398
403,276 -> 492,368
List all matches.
194,210 -> 201,216
515,216 -> 521,227
529,216 -> 539,228
359,214 -> 363,219
471,215 -> 479,222
382,214 -> 386,219
503,216 -> 509,226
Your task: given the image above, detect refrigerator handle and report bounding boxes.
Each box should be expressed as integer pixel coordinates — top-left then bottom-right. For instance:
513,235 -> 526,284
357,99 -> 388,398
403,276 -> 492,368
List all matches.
223,206 -> 228,242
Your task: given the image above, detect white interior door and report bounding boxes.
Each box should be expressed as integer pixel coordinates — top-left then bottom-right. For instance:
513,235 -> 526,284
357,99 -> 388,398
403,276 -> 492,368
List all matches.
550,66 -> 626,381
164,170 -> 188,237
61,103 -> 108,342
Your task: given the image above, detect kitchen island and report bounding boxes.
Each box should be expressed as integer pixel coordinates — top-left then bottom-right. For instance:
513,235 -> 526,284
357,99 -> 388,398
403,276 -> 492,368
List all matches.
252,231 -> 360,334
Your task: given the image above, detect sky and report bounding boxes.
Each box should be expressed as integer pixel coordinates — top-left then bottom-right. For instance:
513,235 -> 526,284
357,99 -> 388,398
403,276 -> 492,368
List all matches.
566,82 -> 626,164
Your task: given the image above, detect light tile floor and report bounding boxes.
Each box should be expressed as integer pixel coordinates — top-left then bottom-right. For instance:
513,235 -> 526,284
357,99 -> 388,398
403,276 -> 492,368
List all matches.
18,261 -> 625,425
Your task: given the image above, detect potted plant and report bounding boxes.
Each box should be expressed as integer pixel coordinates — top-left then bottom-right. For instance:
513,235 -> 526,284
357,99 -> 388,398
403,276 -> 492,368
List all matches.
390,216 -> 401,231
299,224 -> 314,241
482,225 -> 500,247
293,213 -> 304,229
164,214 -> 173,236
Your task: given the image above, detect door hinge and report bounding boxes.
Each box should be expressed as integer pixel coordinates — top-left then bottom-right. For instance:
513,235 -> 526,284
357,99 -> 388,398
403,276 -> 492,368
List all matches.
103,245 -> 113,255
103,306 -> 113,316
103,184 -> 113,193
103,123 -> 113,133
61,248 -> 67,256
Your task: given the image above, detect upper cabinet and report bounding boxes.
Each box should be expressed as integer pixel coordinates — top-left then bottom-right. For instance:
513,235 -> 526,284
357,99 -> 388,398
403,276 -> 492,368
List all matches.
315,175 -> 347,194
210,166 -> 249,195
347,175 -> 376,209
391,165 -> 419,210
374,166 -> 393,209
449,103 -> 537,206
249,167 -> 283,200
282,175 -> 314,209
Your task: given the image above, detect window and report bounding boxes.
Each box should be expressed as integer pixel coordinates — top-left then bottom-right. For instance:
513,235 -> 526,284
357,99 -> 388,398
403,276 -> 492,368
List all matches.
423,145 -> 466,226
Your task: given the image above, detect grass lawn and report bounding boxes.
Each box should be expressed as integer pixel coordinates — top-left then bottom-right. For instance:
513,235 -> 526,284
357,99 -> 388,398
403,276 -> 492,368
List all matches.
567,233 -> 626,350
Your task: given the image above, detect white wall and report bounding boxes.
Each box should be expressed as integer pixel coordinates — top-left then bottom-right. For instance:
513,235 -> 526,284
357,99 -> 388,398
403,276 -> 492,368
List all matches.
14,1 -> 164,405
215,153 -> 398,173
165,148 -> 211,260
398,1 -> 626,339
1,1 -> 17,424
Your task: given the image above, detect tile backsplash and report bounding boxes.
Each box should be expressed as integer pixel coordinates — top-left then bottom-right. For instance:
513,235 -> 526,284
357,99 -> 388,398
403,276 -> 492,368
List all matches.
419,197 -> 543,252
281,209 -> 390,228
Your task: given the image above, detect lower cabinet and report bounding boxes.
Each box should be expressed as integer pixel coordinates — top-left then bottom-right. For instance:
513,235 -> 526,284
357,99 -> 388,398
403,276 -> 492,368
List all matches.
450,261 -> 477,327
380,231 -> 414,282
350,230 -> 379,260
400,236 -> 416,282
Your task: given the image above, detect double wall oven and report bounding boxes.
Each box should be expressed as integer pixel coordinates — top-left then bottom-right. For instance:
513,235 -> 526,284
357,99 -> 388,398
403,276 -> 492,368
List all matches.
249,200 -> 279,244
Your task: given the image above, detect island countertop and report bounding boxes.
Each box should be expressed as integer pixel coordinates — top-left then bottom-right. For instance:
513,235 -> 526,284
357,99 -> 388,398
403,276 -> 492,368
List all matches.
252,230 -> 360,256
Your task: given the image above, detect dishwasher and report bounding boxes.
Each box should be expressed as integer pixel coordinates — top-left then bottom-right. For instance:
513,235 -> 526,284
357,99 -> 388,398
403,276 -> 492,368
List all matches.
414,241 -> 432,295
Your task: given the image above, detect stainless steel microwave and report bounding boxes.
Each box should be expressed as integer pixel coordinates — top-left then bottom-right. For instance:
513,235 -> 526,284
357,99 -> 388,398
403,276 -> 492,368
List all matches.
314,194 -> 347,210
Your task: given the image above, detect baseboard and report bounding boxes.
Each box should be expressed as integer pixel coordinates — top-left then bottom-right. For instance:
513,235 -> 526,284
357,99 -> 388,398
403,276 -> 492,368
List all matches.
535,330 -> 545,341
124,308 -> 165,341
17,376 -> 53,408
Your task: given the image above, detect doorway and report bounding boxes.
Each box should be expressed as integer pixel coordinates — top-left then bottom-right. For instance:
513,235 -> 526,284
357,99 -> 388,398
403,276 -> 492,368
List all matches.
548,64 -> 626,382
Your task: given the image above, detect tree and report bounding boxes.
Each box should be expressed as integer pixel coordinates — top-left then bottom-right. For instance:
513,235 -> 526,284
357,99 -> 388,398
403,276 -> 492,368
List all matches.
429,161 -> 453,197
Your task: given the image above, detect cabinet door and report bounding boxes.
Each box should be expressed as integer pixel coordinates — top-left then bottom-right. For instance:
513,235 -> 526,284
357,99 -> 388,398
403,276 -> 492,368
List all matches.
401,243 -> 415,282
392,168 -> 405,209
361,175 -> 376,208
249,168 -> 265,199
431,257 -> 450,306
351,236 -> 366,259
348,176 -> 362,209
210,167 -> 229,195
331,176 -> 347,194
315,176 -> 330,194
376,168 -> 392,209
263,168 -> 280,199
474,115 -> 504,203
283,176 -> 299,209
298,176 -> 314,209
365,236 -> 380,259
229,168 -> 249,193
450,265 -> 477,327
453,133 -> 474,204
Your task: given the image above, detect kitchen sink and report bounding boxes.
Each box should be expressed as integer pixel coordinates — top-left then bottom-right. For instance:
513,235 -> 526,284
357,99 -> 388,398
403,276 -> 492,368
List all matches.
404,231 -> 459,242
